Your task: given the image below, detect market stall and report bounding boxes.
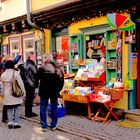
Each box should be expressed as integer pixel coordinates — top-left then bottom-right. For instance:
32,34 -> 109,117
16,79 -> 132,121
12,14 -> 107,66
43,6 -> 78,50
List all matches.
88,86 -> 124,123
61,59 -> 124,122
61,85 -> 124,122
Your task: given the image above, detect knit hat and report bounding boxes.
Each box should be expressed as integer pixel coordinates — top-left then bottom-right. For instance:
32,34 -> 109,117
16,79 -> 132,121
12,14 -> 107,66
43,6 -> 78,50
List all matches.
44,53 -> 53,63
5,60 -> 14,69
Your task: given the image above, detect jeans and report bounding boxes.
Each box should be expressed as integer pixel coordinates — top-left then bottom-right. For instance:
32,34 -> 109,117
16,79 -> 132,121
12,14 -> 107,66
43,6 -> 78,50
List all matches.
40,97 -> 58,129
7,104 -> 21,125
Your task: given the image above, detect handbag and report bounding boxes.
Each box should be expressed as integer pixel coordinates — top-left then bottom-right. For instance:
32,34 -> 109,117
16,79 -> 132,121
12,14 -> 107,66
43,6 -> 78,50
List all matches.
33,94 -> 40,105
124,72 -> 133,91
11,71 -> 24,97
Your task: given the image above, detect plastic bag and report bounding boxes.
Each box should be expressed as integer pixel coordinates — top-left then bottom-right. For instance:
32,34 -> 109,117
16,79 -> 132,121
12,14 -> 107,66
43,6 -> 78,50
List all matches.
124,79 -> 133,90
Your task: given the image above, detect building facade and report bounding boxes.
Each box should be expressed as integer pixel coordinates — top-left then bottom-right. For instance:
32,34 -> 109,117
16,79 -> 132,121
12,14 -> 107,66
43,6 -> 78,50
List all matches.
0,0 -> 140,110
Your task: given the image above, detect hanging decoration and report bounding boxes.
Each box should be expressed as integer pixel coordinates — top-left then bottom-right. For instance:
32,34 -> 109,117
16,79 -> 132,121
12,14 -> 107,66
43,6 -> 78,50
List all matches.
107,13 -> 135,31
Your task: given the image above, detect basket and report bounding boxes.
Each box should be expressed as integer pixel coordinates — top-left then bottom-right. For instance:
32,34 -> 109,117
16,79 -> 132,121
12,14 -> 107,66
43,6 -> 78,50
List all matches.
109,88 -> 124,100
94,87 -> 124,100
62,94 -> 88,103
94,86 -> 110,95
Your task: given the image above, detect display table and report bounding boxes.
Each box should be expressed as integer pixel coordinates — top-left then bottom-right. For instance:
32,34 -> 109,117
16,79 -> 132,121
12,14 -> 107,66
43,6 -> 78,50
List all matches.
75,80 -> 105,89
87,87 -> 124,123
75,71 -> 106,89
62,87 -> 124,123
64,73 -> 75,79
62,93 -> 120,121
62,93 -> 93,118
88,99 -> 119,123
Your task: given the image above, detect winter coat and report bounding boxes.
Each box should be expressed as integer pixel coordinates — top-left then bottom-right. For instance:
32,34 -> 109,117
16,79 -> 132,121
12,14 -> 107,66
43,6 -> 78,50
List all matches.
23,59 -> 38,88
37,62 -> 63,98
1,69 -> 26,105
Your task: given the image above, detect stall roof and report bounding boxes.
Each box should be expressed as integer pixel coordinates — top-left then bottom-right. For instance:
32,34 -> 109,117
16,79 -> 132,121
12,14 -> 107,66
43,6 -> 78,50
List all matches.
31,0 -> 140,29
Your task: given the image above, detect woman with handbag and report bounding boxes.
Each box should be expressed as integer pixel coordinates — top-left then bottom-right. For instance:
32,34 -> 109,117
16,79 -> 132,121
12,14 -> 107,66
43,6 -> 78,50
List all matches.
1,60 -> 26,129
0,54 -> 22,123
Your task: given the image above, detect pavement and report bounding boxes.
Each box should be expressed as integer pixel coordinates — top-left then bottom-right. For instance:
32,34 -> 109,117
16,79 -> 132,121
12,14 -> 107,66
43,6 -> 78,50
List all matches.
0,100 -> 140,140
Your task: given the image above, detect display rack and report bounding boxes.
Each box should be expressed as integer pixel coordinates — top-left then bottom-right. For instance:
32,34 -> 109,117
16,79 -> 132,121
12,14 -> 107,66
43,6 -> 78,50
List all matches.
85,33 -> 106,59
106,30 -> 117,83
69,33 -> 83,71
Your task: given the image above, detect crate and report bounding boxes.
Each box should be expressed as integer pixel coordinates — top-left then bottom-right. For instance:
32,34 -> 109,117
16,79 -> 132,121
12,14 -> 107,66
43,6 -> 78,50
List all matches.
110,88 -> 124,100
94,86 -> 110,95
94,87 -> 124,100
62,94 -> 88,103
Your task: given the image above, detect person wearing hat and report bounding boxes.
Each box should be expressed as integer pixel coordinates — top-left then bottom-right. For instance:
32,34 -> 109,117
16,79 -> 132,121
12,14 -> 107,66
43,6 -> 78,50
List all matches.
1,60 -> 26,129
0,54 -> 22,123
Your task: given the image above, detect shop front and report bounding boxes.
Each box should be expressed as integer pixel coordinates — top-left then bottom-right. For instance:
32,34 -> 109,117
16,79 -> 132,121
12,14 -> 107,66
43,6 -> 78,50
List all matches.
62,16 -> 128,110
1,0 -> 139,112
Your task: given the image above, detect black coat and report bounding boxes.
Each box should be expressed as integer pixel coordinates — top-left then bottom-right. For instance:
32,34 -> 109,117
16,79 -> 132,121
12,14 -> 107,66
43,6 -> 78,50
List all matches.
37,62 -> 64,98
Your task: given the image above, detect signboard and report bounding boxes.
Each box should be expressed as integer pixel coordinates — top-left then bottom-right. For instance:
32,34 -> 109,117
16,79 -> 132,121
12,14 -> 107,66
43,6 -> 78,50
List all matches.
131,53 -> 138,80
62,36 -> 68,62
56,37 -> 62,55
56,36 -> 68,62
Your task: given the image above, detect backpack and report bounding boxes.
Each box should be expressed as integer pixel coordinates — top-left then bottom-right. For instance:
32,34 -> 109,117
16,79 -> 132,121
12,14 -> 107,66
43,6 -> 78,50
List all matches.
55,65 -> 64,92
18,63 -> 36,87
18,63 -> 27,81
11,71 -> 24,97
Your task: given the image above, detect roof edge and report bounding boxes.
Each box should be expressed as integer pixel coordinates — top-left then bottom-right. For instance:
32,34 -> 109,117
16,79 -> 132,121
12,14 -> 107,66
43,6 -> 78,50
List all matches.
32,0 -> 82,15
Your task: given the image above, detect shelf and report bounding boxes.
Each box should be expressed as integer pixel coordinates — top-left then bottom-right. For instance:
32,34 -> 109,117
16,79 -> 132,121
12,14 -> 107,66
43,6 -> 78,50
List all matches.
107,48 -> 116,51
70,33 -> 83,72
71,66 -> 79,69
106,30 -> 117,83
109,56 -> 116,58
106,68 -> 116,70
71,52 -> 78,54
86,45 -> 105,49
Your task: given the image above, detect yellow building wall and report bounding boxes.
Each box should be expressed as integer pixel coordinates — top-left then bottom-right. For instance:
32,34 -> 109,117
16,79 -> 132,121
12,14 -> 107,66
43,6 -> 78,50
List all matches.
70,16 -> 128,109
70,16 -> 107,35
45,29 -> 50,53
31,0 -> 68,11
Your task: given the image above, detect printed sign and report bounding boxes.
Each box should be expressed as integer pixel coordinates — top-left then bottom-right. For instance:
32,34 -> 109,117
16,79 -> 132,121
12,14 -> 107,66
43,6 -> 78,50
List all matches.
131,53 -> 138,80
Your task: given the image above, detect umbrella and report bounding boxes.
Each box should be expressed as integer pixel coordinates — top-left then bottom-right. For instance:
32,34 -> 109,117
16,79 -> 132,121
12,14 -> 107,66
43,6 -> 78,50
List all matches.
119,17 -> 135,31
107,13 -> 135,31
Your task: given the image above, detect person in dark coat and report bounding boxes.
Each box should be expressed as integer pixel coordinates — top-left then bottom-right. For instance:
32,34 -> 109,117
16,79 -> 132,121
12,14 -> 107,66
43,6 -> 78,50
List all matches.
23,52 -> 38,118
36,53 -> 64,131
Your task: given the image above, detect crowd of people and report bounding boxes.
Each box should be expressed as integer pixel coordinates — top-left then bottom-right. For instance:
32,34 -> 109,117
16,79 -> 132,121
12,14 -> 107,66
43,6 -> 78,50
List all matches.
0,52 -> 64,131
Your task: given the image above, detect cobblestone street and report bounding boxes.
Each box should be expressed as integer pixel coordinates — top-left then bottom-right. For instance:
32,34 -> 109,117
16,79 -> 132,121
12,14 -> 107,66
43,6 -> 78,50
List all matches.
0,105 -> 140,140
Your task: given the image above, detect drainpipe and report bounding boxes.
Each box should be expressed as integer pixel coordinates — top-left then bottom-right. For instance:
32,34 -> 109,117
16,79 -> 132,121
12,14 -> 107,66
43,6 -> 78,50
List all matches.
26,0 -> 43,30
26,0 -> 45,53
